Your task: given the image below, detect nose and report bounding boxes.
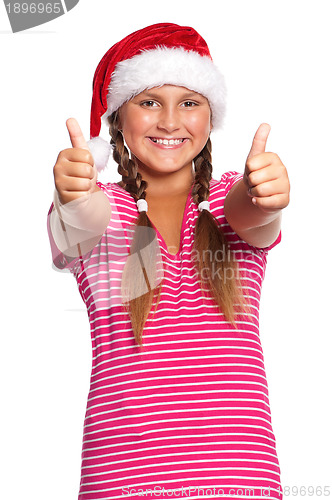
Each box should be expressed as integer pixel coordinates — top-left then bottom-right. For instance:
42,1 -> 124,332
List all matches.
157,105 -> 180,134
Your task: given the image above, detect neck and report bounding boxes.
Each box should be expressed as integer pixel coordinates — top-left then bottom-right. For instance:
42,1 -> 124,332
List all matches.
137,161 -> 195,199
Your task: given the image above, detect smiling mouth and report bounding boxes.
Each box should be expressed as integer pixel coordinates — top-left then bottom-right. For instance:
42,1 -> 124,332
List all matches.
149,137 -> 185,146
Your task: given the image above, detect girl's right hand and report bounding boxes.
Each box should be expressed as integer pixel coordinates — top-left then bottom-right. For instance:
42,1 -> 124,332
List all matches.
54,118 -> 98,205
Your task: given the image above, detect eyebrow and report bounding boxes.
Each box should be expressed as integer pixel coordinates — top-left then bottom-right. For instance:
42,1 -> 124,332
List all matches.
139,89 -> 203,100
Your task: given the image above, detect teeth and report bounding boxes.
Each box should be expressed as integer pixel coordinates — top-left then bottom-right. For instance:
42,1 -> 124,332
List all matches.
152,138 -> 183,145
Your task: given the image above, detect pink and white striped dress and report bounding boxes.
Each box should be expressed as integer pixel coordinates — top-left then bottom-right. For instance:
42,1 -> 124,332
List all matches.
49,171 -> 283,499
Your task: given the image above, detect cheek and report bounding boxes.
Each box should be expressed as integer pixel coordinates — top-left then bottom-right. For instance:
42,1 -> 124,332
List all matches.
188,108 -> 211,130
187,113 -> 211,146
122,112 -> 153,146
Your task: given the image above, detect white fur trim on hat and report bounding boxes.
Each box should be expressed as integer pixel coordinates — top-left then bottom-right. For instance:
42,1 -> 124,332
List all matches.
102,46 -> 226,129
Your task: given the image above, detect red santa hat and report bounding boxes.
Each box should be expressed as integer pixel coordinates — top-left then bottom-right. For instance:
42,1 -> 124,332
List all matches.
88,23 -> 226,171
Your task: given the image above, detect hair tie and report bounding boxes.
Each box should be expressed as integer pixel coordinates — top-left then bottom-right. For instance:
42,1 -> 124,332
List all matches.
198,200 -> 210,212
137,199 -> 148,213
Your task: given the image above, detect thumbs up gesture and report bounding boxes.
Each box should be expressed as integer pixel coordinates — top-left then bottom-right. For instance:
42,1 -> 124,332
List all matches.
54,118 -> 98,205
243,124 -> 290,212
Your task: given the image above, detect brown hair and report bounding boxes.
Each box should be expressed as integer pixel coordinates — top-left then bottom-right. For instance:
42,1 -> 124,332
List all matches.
108,111 -> 248,347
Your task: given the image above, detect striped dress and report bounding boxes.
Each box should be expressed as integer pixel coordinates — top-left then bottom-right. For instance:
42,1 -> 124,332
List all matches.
49,171 -> 283,499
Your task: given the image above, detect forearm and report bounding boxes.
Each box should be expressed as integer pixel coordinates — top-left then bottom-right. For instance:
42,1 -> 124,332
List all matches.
224,178 -> 282,248
49,187 -> 112,258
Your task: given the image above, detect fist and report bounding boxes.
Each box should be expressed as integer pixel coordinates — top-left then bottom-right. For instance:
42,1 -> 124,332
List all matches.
53,118 -> 97,205
243,123 -> 290,213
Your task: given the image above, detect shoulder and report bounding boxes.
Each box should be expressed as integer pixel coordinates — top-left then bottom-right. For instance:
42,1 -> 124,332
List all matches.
97,180 -> 132,202
208,171 -> 243,215
97,181 -> 138,221
210,171 -> 243,196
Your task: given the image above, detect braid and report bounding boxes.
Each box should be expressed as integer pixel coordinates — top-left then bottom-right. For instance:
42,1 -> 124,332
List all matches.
191,138 -> 248,324
192,137 -> 212,204
108,112 -> 147,201
108,112 -> 163,347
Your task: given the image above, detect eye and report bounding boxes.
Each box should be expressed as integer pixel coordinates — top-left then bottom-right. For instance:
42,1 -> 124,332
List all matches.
141,100 -> 158,107
181,101 -> 198,108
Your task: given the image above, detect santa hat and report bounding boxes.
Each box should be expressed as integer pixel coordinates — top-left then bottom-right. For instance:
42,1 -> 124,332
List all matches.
87,23 -> 226,171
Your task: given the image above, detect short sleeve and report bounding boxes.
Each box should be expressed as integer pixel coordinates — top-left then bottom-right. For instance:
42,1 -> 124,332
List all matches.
221,170 -> 244,197
259,229 -> 282,253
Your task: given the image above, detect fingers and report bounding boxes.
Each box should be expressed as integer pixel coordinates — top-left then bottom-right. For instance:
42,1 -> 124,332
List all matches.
54,162 -> 94,199
66,117 -> 89,150
245,157 -> 287,192
245,159 -> 281,185
60,157 -> 95,179
247,123 -> 271,160
250,192 -> 290,212
243,124 -> 290,212
245,160 -> 290,211
57,148 -> 95,170
248,177 -> 285,198
59,175 -> 93,193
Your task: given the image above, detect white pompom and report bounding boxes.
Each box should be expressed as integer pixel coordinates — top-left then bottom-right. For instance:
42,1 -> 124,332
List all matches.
87,136 -> 112,172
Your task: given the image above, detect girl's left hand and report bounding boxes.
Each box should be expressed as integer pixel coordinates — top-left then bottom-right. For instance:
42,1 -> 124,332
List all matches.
243,123 -> 290,213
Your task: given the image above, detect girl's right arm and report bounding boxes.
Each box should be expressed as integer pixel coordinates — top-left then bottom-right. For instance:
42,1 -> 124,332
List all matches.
49,118 -> 112,262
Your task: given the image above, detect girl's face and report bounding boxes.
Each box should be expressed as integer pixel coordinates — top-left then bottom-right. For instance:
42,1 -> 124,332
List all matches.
118,85 -> 212,177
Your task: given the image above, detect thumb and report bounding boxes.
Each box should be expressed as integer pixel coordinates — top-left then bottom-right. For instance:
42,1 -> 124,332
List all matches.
247,123 -> 271,160
66,117 -> 89,150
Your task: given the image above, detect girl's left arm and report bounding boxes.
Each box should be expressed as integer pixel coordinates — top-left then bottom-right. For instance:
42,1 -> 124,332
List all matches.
224,123 -> 290,249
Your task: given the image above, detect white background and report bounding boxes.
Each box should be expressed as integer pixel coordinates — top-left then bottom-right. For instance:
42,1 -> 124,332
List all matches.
1,0 -> 331,498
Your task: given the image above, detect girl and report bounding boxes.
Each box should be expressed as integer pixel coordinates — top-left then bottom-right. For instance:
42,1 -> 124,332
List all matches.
48,23 -> 290,500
